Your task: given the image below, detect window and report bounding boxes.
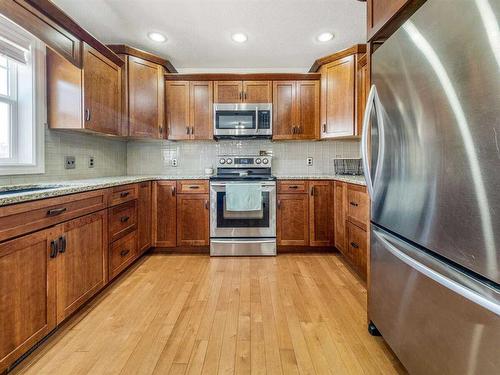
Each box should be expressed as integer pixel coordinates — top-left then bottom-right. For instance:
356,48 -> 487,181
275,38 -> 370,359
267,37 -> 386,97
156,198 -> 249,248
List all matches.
0,15 -> 45,175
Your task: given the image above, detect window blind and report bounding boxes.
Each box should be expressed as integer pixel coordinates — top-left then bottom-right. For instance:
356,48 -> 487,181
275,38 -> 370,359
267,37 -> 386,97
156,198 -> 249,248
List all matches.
0,15 -> 32,64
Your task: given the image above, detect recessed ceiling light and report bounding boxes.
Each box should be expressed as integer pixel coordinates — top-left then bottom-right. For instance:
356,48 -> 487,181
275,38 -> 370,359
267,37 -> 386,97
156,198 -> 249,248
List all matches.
317,32 -> 334,42
148,32 -> 167,43
231,33 -> 248,43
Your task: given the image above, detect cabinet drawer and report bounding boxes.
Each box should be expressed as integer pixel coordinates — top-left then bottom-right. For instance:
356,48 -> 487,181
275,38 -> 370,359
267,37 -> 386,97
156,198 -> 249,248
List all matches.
278,180 -> 309,194
347,222 -> 368,280
0,189 -> 108,243
109,200 -> 137,242
176,180 -> 209,194
109,184 -> 138,206
109,231 -> 137,279
347,184 -> 369,230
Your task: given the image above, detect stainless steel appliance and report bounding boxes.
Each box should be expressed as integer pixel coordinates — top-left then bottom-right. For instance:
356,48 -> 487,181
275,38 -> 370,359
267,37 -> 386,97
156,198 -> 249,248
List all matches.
210,155 -> 276,256
362,0 -> 500,374
213,103 -> 272,139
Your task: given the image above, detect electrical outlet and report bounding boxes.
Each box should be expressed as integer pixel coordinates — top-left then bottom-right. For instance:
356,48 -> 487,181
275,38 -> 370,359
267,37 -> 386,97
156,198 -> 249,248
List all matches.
171,159 -> 178,167
65,156 -> 76,169
88,156 -> 95,168
306,157 -> 313,166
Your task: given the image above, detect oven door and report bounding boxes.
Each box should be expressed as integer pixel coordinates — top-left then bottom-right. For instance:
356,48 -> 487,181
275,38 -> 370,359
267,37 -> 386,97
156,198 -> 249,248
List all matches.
210,181 -> 276,238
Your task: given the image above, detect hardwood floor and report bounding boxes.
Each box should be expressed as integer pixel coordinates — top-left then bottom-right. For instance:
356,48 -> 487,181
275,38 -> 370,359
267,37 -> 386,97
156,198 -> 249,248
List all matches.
12,253 -> 406,375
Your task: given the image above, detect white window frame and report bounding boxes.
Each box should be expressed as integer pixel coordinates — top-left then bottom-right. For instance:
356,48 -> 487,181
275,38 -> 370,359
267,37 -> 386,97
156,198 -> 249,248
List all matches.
0,23 -> 45,176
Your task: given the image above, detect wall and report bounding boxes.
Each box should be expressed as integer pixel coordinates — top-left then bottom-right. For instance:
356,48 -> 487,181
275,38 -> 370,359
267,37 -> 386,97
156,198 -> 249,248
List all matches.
127,139 -> 360,177
0,127 -> 127,185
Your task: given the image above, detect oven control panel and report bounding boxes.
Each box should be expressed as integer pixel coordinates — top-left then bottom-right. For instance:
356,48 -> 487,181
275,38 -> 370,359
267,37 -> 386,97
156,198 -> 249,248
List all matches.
217,155 -> 272,167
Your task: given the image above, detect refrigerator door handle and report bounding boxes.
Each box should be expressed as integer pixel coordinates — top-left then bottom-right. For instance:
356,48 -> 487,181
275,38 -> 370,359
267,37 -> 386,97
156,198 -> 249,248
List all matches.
361,85 -> 377,199
374,230 -> 500,316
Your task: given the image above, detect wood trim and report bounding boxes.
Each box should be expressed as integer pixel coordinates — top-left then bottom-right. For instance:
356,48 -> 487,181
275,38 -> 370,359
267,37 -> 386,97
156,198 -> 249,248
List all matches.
165,73 -> 321,81
358,53 -> 367,68
308,44 -> 367,72
107,44 -> 177,72
20,0 -> 123,66
367,0 -> 426,42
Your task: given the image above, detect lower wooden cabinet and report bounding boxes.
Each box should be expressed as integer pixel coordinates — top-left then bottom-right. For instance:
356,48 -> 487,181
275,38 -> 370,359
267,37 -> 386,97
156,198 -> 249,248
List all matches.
347,222 -> 368,280
137,181 -> 152,254
177,194 -> 209,246
109,231 -> 137,280
152,181 -> 177,247
56,210 -> 107,323
309,181 -> 332,246
333,181 -> 347,252
0,228 -> 57,373
277,193 -> 309,246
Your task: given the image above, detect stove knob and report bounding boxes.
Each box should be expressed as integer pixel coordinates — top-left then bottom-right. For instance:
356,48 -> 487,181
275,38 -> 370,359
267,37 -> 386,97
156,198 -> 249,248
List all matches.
226,158 -> 233,164
219,158 -> 226,165
262,158 -> 269,165
255,158 -> 262,164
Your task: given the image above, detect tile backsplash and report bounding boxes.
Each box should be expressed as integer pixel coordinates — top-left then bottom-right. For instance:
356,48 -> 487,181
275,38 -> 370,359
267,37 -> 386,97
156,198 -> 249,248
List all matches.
127,139 -> 360,176
0,128 -> 127,185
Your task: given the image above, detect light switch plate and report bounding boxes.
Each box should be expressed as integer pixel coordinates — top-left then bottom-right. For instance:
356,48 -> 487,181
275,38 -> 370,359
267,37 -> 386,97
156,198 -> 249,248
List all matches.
65,156 -> 76,169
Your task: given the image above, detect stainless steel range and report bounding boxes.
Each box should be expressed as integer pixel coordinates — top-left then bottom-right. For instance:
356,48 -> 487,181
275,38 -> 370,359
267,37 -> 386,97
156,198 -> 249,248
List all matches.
210,154 -> 276,256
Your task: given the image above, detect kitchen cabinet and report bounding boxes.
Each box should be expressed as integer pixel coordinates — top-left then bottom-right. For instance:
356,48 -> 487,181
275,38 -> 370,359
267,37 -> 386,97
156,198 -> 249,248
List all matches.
277,194 -> 309,246
366,0 -> 426,41
56,210 -> 107,323
166,81 -> 213,140
347,183 -> 369,231
137,181 -> 152,254
0,228 -> 57,373
109,231 -> 137,280
273,80 -> 319,140
214,80 -> 271,103
347,222 -> 368,280
333,181 -> 347,253
152,181 -> 177,247
120,55 -> 165,138
177,194 -> 209,247
47,44 -> 122,136
309,181 -> 332,247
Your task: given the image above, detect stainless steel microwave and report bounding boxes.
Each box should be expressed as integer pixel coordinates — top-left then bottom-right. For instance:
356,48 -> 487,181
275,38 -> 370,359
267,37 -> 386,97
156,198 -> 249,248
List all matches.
213,103 -> 272,139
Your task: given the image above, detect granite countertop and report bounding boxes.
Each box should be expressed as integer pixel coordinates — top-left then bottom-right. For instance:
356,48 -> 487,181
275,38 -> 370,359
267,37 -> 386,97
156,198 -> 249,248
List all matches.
0,174 -> 366,206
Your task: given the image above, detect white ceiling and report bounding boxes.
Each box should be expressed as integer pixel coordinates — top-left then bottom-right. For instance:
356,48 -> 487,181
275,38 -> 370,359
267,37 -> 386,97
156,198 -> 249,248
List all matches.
52,0 -> 366,72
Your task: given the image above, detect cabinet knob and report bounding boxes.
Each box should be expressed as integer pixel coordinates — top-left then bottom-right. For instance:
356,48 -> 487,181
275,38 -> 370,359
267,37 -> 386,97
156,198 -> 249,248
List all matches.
120,216 -> 130,223
186,126 -> 190,135
85,109 -> 91,122
120,249 -> 130,257
350,201 -> 359,207
120,191 -> 130,198
322,123 -> 326,133
350,242 -> 359,249
205,200 -> 209,209
171,186 -> 176,196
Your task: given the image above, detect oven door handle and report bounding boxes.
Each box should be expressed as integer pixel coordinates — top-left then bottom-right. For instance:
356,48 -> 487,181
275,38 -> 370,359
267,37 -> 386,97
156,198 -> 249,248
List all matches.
210,182 -> 276,188
210,239 -> 276,244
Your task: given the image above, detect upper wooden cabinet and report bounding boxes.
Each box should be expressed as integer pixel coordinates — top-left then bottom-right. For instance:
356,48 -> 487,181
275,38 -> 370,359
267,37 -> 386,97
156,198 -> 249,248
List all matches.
47,44 -> 122,136
166,81 -> 213,140
367,0 -> 426,41
312,45 -> 366,139
214,80 -> 271,103
273,80 -> 319,140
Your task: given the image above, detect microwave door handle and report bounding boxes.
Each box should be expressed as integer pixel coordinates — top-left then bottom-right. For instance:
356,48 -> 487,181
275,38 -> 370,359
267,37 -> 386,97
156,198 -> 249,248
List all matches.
255,108 -> 259,133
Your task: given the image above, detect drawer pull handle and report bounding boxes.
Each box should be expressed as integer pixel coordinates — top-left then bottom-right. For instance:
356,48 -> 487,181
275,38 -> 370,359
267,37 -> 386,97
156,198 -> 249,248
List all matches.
289,185 -> 299,189
205,200 -> 209,209
120,249 -> 130,257
350,242 -> 359,249
120,216 -> 130,223
120,191 -> 130,198
350,201 -> 359,207
47,207 -> 67,216
188,185 -> 200,189
171,186 -> 176,196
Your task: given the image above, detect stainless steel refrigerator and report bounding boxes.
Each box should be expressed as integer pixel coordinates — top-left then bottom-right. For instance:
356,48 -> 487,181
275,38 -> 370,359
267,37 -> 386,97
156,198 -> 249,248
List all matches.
361,0 -> 500,373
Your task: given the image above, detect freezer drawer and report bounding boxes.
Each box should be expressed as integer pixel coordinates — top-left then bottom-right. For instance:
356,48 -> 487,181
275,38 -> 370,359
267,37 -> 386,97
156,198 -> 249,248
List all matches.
370,225 -> 500,375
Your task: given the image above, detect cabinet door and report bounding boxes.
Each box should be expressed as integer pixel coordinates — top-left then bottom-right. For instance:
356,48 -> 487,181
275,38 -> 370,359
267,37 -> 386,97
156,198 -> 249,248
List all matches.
367,0 -> 415,41
334,181 -> 347,253
309,181 -> 331,247
277,194 -> 309,246
56,211 -> 107,323
347,184 -> 369,231
320,55 -> 355,138
128,56 -> 163,138
243,81 -> 271,103
272,81 -> 296,139
177,194 -> 209,247
152,181 -> 177,247
0,228 -> 57,373
138,181 -> 152,254
83,45 -> 121,136
295,80 -> 319,140
166,81 -> 190,140
214,81 -> 242,103
190,81 -> 213,140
